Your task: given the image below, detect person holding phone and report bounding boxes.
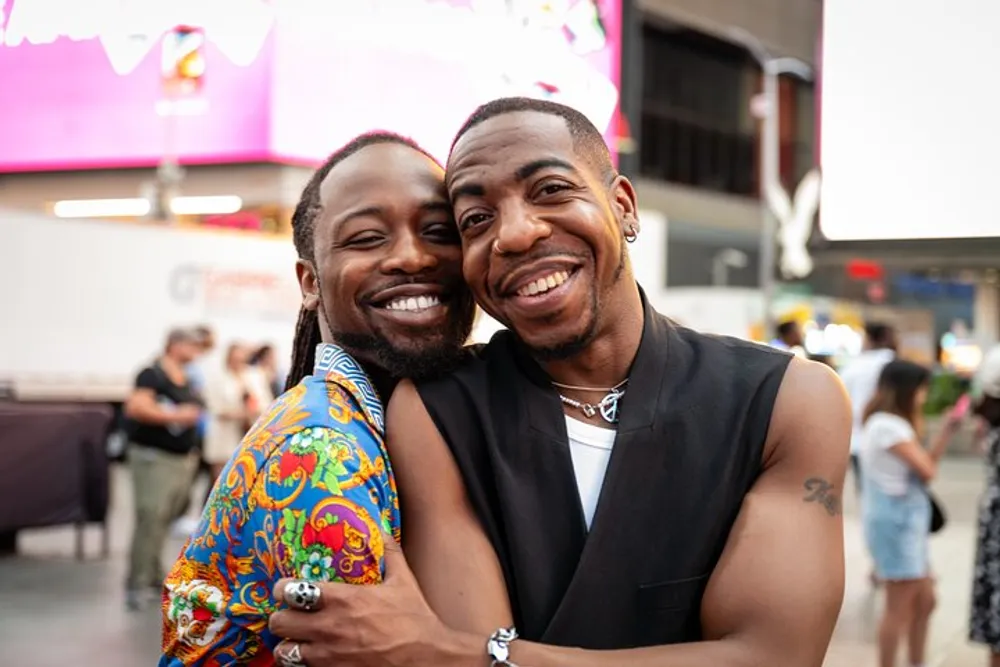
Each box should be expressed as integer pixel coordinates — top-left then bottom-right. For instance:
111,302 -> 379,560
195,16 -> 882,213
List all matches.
859,360 -> 959,667
122,328 -> 206,611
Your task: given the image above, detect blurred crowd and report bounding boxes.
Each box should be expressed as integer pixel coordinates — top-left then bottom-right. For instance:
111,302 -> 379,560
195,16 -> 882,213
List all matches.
117,325 -> 285,610
803,321 -> 1000,667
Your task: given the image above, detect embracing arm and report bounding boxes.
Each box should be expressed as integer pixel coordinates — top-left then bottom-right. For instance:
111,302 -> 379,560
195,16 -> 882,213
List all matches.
394,359 -> 851,667
385,380 -> 513,636
162,420 -> 397,665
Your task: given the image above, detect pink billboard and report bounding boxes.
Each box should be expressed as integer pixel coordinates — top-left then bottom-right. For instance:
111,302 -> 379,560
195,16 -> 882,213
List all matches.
0,0 -> 622,171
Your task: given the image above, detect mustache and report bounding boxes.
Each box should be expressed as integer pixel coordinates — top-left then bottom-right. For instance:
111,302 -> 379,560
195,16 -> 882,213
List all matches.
358,274 -> 467,302
490,249 -> 589,292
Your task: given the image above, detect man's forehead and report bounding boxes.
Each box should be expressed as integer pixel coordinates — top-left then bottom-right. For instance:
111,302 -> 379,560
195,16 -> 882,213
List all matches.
319,144 -> 445,209
448,111 -> 576,173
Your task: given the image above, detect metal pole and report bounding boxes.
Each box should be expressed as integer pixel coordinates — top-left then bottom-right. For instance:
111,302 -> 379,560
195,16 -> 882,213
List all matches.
759,65 -> 780,339
712,256 -> 727,288
727,28 -> 810,341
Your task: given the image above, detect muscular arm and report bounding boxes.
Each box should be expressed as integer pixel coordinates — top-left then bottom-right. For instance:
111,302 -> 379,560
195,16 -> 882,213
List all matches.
393,358 -> 852,667
386,380 -> 513,636
161,417 -> 399,665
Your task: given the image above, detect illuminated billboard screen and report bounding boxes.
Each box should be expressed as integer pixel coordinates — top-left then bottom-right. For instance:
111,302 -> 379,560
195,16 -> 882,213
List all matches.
0,0 -> 622,171
819,0 -> 998,240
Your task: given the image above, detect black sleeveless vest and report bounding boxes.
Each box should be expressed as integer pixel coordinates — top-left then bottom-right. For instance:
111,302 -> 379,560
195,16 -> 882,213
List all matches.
416,293 -> 791,649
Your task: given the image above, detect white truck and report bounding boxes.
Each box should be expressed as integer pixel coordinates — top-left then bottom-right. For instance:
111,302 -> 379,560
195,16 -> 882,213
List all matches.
0,209 -> 302,401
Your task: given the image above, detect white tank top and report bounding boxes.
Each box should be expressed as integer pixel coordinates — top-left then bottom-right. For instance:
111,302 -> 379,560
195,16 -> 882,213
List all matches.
565,416 -> 616,530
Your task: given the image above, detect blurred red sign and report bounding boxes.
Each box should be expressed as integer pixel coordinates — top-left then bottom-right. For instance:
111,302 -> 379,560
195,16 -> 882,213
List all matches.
846,259 -> 884,281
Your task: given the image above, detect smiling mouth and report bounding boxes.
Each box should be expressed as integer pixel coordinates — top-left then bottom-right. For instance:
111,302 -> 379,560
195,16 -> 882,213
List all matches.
514,269 -> 575,298
380,295 -> 443,312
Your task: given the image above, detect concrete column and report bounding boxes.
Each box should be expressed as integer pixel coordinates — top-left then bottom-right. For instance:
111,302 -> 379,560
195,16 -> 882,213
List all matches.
973,280 -> 1000,350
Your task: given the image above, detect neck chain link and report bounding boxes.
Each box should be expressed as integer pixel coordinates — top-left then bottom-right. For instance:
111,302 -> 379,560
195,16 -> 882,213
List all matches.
554,379 -> 628,424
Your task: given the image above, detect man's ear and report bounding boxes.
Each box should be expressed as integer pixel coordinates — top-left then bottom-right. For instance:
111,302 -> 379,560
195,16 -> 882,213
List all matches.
609,174 -> 639,238
295,259 -> 320,311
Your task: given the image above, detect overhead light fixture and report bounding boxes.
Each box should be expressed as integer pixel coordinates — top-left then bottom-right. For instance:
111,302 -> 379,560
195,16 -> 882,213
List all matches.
52,196 -> 243,218
53,198 -> 151,218
170,195 -> 243,215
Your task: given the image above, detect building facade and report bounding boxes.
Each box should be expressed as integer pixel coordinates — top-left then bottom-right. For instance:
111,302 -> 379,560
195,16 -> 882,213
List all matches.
620,0 -> 821,290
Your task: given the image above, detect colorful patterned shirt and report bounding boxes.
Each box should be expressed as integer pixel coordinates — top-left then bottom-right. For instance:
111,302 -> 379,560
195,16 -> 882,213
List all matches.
160,343 -> 399,666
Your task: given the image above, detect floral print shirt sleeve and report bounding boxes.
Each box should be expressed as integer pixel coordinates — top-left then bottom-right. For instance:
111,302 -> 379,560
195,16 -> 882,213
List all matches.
160,344 -> 400,666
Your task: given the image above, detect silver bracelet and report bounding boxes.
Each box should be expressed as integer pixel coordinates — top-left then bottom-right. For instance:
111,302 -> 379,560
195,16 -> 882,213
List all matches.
486,626 -> 519,667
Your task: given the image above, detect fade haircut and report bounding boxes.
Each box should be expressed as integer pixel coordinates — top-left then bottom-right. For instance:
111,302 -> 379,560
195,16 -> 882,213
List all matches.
449,97 -> 615,180
285,131 -> 440,391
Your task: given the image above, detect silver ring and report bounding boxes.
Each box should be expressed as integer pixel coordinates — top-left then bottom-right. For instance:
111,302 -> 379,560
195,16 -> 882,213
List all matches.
492,239 -> 505,255
277,643 -> 306,667
283,580 -> 321,611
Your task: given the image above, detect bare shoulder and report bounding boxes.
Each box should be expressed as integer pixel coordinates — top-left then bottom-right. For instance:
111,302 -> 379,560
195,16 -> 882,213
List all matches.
385,379 -> 433,439
385,379 -> 465,502
762,356 -> 851,487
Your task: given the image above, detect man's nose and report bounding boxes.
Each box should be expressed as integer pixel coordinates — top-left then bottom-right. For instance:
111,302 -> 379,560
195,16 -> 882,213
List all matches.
494,204 -> 552,255
379,234 -> 439,274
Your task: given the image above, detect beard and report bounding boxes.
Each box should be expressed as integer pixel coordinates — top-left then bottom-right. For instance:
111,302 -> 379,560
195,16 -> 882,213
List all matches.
321,291 -> 476,382
518,241 -> 625,362
527,286 -> 600,361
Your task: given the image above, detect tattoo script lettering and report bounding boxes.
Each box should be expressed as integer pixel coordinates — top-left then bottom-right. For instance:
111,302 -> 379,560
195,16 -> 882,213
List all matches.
803,477 -> 842,517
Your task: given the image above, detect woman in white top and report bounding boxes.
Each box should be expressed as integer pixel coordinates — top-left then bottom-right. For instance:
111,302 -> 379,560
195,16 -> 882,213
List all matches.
860,360 -> 958,667
202,343 -> 274,480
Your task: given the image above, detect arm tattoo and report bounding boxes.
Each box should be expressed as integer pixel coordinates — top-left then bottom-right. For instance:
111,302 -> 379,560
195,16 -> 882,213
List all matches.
803,477 -> 842,517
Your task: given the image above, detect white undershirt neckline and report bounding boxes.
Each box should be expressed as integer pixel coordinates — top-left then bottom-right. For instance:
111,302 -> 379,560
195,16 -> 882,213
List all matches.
564,416 -> 617,530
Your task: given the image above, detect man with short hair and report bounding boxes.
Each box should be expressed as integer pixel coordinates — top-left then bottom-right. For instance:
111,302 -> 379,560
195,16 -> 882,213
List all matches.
268,98 -> 851,666
772,319 -> 806,357
159,132 -> 476,665
124,327 -> 205,611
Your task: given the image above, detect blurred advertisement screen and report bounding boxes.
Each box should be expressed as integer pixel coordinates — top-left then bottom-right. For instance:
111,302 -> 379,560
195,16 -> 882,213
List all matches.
819,0 -> 999,240
0,0 -> 621,170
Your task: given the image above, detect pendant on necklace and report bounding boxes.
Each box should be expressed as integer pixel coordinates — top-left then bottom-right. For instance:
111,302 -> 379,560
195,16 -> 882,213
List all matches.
598,389 -> 623,424
558,387 -> 626,424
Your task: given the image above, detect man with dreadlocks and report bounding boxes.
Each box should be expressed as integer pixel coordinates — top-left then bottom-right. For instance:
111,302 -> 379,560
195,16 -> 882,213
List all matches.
160,131 -> 476,665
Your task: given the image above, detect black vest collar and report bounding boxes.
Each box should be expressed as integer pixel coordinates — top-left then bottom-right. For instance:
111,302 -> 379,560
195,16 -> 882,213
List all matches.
506,284 -> 669,434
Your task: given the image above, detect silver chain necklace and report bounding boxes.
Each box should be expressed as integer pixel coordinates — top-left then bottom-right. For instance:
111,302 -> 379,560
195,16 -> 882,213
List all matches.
554,379 -> 628,425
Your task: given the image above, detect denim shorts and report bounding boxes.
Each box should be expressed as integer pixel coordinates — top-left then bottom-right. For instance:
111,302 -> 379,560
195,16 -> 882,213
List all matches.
862,479 -> 931,581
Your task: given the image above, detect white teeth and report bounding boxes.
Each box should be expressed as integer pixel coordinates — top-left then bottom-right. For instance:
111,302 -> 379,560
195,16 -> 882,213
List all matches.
384,295 -> 441,312
516,270 -> 570,297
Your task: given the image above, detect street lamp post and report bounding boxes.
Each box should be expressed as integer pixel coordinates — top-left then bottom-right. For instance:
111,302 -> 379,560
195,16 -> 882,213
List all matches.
727,28 -> 813,339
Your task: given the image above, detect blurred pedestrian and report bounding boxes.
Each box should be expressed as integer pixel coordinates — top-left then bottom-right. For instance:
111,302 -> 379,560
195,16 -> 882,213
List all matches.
249,343 -> 285,399
770,319 -> 806,358
841,322 -> 897,492
170,324 -> 215,536
202,343 -> 271,481
969,345 -> 1000,667
122,328 -> 205,610
860,360 -> 958,667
